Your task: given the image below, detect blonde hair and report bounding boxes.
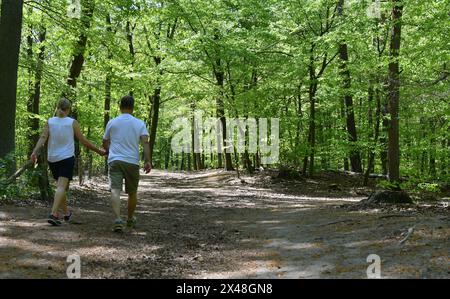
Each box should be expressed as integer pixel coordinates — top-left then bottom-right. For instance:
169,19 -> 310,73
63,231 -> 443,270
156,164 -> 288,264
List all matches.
55,98 -> 71,117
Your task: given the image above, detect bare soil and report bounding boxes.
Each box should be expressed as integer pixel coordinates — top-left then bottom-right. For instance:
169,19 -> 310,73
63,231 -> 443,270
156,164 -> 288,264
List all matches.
0,170 -> 448,279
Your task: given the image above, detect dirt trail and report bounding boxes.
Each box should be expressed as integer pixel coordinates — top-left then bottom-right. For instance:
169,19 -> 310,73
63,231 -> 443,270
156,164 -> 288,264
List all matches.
0,170 -> 448,278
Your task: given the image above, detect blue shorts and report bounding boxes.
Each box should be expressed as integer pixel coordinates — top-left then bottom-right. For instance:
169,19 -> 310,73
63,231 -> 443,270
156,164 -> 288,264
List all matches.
48,156 -> 75,181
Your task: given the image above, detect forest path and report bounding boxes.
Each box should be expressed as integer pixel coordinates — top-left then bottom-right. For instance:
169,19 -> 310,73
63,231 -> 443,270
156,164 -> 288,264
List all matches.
0,170 -> 448,278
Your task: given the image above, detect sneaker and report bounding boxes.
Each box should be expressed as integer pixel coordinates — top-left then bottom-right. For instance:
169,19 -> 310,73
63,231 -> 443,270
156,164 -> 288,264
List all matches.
64,211 -> 73,223
127,217 -> 137,229
48,214 -> 62,226
113,219 -> 124,233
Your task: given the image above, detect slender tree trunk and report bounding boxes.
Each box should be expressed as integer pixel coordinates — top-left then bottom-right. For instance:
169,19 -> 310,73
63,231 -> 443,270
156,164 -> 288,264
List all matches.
27,24 -> 50,200
364,87 -> 382,186
308,82 -> 317,177
104,73 -> 111,174
145,19 -> 177,167
295,82 -> 303,168
0,0 -> 24,174
380,102 -> 389,175
307,43 -> 318,177
165,140 -> 170,170
338,0 -> 362,173
214,60 -> 233,170
367,85 -> 374,173
340,95 -> 349,171
191,101 -> 203,171
27,24 -> 47,157
86,126 -> 93,179
104,14 -> 113,174
148,56 -> 162,166
191,110 -> 197,171
429,119 -> 437,178
64,0 -> 94,184
126,20 -> 135,96
387,0 -> 403,183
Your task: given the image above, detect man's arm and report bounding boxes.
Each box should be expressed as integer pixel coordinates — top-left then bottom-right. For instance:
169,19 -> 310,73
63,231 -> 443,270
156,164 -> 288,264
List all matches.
140,135 -> 151,173
73,120 -> 106,155
30,122 -> 49,163
102,139 -> 110,155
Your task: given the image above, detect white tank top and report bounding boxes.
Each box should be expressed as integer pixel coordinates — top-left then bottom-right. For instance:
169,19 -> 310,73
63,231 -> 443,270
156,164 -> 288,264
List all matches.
47,116 -> 75,163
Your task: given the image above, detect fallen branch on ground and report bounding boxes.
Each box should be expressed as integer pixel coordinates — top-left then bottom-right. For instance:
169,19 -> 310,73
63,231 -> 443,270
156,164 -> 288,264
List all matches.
319,219 -> 355,226
5,160 -> 34,185
378,214 -> 416,219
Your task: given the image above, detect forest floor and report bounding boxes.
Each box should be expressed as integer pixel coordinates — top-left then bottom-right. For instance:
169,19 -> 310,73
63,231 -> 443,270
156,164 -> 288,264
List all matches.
0,170 -> 448,279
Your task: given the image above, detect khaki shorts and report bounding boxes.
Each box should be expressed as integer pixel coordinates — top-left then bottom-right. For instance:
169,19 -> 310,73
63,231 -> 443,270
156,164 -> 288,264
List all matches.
108,160 -> 140,194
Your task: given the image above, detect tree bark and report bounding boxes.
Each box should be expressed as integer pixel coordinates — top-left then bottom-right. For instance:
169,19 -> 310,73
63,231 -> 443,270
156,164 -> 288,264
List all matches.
64,0 -> 94,184
306,44 -> 318,177
145,19 -> 177,167
27,22 -> 51,200
364,86 -> 382,186
214,59 -> 234,170
0,0 -> 24,174
337,0 -> 362,173
126,20 -> 135,96
149,69 -> 161,166
387,0 -> 403,183
104,14 -> 113,174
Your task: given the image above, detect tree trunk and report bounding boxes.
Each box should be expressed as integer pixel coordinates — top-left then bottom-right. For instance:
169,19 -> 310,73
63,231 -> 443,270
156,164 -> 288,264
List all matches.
295,81 -> 303,168
367,85 -> 374,173
364,86 -> 382,186
148,56 -> 162,167
64,0 -> 94,184
104,72 -> 111,174
0,0 -> 24,174
307,44 -> 318,177
26,23 -> 50,200
387,0 -> 403,183
308,84 -> 317,177
380,102 -> 389,175
126,20 -> 135,96
104,14 -> 113,174
429,119 -> 437,178
27,25 -> 47,157
145,19 -> 177,168
244,69 -> 258,173
214,60 -> 233,171
338,0 -> 362,173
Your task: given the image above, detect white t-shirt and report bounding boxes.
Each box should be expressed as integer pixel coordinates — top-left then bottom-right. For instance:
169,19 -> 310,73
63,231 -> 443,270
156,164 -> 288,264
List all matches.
47,116 -> 75,163
103,113 -> 149,165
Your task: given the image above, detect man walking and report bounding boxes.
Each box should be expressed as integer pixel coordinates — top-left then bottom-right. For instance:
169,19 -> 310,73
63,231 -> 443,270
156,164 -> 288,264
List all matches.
103,95 -> 151,232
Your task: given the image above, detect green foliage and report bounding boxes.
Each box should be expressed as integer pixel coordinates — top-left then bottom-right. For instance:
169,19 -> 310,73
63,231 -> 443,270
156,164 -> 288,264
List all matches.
416,182 -> 440,193
0,155 -> 35,200
6,0 -> 449,183
376,179 -> 401,191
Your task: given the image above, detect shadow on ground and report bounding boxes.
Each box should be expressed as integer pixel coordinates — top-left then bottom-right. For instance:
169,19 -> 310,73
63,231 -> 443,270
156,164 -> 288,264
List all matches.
0,170 -> 448,278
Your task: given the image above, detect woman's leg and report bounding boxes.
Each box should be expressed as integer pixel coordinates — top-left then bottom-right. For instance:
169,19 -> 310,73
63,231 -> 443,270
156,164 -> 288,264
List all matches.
60,182 -> 70,215
51,177 -> 69,216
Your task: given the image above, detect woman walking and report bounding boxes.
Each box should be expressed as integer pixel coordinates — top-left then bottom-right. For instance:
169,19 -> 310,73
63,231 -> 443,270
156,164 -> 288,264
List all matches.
30,98 -> 106,225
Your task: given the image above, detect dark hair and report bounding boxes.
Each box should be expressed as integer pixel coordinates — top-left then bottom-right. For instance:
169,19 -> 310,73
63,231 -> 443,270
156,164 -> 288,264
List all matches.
120,95 -> 134,109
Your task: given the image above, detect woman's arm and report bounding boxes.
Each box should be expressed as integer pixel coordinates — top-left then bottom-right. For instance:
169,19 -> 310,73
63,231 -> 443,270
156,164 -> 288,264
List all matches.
73,120 -> 106,155
30,122 -> 49,163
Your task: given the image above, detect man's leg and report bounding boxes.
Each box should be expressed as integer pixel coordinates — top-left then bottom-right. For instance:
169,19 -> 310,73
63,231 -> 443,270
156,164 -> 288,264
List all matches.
111,189 -> 122,220
51,177 -> 69,216
127,192 -> 137,219
124,163 -> 140,228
